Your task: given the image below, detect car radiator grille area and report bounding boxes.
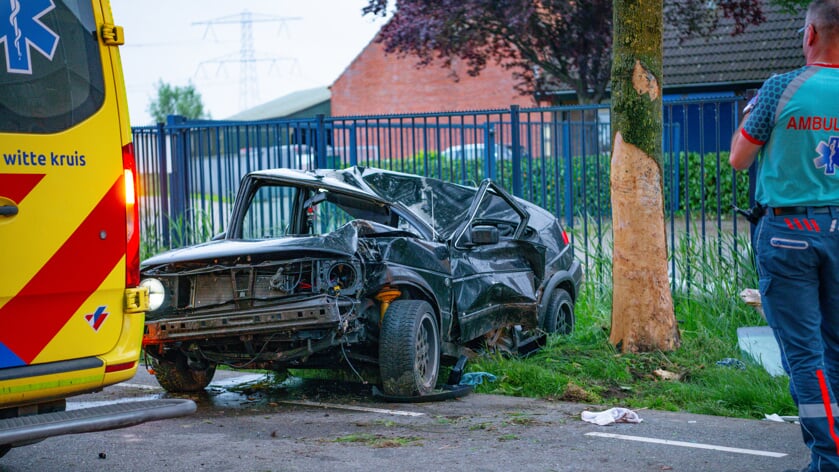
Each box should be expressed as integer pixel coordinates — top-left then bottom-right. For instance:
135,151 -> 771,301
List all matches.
186,260 -> 316,313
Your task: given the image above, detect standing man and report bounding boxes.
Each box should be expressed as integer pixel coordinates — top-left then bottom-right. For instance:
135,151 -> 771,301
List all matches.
730,1 -> 839,470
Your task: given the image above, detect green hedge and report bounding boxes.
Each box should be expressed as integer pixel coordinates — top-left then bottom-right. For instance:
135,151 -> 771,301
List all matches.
676,152 -> 750,214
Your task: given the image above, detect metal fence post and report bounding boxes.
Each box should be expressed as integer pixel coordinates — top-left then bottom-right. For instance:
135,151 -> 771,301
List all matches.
673,124 -> 682,210
349,123 -> 358,167
167,114 -> 188,246
510,105 -> 522,197
562,118 -> 573,228
484,124 -> 496,181
316,114 -> 327,169
155,122 -> 170,248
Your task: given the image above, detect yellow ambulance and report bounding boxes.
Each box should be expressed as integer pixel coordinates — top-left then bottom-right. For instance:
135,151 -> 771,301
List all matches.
0,0 -> 194,457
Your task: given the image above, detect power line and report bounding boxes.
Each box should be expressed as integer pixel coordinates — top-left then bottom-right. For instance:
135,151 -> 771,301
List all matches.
193,10 -> 301,111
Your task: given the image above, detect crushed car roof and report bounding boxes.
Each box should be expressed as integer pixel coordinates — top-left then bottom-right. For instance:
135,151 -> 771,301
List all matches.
246,166 -> 560,242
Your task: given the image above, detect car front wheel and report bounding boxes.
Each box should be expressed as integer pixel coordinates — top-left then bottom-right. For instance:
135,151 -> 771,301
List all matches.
148,351 -> 216,393
379,300 -> 441,397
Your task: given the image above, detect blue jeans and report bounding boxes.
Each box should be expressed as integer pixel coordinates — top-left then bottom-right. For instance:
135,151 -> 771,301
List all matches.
757,208 -> 839,471
773,327 -> 800,403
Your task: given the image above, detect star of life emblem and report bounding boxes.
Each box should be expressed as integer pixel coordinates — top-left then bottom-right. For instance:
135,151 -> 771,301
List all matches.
1,0 -> 60,74
814,136 -> 839,176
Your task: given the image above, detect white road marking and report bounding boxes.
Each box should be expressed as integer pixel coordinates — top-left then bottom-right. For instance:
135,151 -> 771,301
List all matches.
280,400 -> 425,417
116,382 -> 162,390
585,432 -> 787,458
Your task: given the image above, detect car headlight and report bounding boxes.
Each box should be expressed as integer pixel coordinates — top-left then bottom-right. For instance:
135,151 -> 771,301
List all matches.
327,262 -> 357,291
140,278 -> 166,311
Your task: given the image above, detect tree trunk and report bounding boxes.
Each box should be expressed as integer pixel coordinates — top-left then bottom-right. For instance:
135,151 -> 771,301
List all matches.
608,0 -> 680,352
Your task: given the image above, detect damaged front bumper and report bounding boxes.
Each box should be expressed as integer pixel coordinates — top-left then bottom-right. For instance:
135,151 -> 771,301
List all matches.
143,294 -> 354,344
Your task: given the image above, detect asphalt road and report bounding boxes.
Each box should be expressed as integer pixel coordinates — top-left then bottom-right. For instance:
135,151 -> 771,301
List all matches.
0,369 -> 810,472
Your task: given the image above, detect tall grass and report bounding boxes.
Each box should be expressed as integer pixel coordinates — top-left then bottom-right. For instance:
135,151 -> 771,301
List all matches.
470,229 -> 797,419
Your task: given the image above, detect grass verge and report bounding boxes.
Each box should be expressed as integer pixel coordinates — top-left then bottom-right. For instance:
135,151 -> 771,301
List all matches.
468,230 -> 798,420
219,227 -> 795,421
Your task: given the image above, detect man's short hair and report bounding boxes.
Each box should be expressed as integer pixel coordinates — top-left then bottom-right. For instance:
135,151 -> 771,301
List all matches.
809,0 -> 839,38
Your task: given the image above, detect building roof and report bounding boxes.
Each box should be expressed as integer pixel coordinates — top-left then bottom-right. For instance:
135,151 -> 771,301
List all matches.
663,4 -> 806,93
225,86 -> 331,120
539,3 -> 806,102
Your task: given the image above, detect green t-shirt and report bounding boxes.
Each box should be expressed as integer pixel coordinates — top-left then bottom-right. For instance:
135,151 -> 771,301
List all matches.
742,65 -> 839,207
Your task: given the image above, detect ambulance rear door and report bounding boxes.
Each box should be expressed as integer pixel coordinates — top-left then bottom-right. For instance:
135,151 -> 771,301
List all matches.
0,0 -> 133,373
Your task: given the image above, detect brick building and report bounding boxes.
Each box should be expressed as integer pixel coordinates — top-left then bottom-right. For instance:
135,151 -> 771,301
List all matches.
330,41 -> 535,117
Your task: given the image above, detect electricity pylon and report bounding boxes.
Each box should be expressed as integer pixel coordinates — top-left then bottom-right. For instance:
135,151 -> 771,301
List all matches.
193,10 -> 300,111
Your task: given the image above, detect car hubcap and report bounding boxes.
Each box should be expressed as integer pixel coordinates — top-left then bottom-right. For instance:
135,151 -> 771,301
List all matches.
415,315 -> 435,383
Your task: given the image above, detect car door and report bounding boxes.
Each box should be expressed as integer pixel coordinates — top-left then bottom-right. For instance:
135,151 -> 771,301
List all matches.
449,181 -> 545,342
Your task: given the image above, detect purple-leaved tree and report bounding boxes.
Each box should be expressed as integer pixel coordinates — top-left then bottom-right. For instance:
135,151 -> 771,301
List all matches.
362,0 -> 778,104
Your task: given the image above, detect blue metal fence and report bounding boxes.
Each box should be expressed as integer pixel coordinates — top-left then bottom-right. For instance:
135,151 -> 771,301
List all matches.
133,97 -> 750,287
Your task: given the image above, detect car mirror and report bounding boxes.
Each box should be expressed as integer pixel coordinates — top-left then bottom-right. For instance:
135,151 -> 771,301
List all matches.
469,225 -> 499,245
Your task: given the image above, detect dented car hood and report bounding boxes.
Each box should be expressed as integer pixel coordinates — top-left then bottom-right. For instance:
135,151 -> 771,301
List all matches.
142,224 -> 360,268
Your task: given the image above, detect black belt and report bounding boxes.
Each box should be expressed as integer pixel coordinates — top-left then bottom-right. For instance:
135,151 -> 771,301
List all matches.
768,206 -> 835,216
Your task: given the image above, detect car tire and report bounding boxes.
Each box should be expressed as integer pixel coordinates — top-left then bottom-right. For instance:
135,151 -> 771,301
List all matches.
379,300 -> 441,397
543,288 -> 575,335
149,352 -> 216,393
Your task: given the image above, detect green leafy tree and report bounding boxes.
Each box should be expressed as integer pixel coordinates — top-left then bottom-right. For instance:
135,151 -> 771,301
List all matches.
147,80 -> 210,123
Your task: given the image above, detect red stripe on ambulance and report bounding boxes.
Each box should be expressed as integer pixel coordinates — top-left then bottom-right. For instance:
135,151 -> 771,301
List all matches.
0,173 -> 46,202
0,177 -> 126,364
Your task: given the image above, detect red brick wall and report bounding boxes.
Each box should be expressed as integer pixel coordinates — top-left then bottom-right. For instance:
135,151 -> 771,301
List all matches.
330,41 -> 536,117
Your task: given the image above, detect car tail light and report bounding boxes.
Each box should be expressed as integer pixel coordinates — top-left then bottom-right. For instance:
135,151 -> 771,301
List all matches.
124,143 -> 140,287
561,229 -> 570,246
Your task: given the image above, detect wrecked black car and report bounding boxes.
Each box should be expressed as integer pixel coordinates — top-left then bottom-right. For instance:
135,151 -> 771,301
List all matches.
140,166 -> 582,397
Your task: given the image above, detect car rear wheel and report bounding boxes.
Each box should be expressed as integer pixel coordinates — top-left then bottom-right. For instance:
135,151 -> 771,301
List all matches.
148,351 -> 216,393
379,300 -> 441,397
543,288 -> 574,335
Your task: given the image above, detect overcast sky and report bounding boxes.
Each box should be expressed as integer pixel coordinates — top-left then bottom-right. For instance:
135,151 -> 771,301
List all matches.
111,0 -> 389,125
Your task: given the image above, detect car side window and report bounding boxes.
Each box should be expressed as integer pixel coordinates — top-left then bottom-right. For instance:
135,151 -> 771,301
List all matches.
241,185 -> 296,239
307,200 -> 354,235
472,191 -> 522,239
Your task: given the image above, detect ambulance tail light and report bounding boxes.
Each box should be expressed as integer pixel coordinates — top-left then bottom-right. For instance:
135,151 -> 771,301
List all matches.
124,143 -> 140,288
105,361 -> 137,373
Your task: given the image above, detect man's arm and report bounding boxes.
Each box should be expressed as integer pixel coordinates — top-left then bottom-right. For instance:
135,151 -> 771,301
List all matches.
730,115 -> 763,170
730,93 -> 764,170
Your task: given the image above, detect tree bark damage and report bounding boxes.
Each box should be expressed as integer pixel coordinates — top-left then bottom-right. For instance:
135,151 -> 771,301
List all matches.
609,0 -> 680,353
609,132 -> 679,352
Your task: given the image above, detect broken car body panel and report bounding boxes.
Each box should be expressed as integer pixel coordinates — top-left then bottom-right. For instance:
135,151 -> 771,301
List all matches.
141,166 -> 582,388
